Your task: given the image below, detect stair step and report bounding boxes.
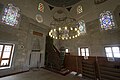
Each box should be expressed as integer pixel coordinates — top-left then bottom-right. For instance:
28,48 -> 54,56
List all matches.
60,69 -> 70,75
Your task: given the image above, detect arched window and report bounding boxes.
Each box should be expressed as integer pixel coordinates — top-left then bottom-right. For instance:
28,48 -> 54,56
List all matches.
38,3 -> 44,12
99,11 -> 115,30
77,5 -> 83,14
78,20 -> 86,34
2,4 -> 20,27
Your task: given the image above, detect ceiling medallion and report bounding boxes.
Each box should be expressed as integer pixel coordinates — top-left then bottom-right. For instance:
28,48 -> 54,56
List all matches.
36,14 -> 43,23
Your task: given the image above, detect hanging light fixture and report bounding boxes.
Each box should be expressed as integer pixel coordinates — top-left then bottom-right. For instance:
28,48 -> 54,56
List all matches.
49,10 -> 80,40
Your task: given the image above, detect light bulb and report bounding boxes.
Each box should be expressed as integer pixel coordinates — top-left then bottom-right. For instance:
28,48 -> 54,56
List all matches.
70,27 -> 73,30
65,27 -> 67,30
73,36 -> 75,38
59,27 -> 61,31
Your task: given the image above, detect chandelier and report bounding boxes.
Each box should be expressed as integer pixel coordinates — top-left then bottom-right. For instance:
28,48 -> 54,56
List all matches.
49,10 -> 80,40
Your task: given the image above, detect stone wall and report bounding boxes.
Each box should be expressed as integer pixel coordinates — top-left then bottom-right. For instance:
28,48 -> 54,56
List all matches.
55,0 -> 120,57
60,18 -> 120,56
0,14 -> 47,76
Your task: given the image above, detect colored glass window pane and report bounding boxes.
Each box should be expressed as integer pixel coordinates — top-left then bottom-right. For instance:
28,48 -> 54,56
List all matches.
78,20 -> 86,34
77,5 -> 83,14
38,3 -> 44,12
100,11 -> 115,30
2,4 -> 20,27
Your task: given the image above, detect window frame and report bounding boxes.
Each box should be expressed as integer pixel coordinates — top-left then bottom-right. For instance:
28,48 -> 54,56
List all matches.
0,43 -> 14,69
78,47 -> 90,56
65,48 -> 69,53
104,46 -> 120,58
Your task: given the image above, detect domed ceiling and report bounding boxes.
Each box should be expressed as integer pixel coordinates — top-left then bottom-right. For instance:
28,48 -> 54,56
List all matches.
44,0 -> 82,7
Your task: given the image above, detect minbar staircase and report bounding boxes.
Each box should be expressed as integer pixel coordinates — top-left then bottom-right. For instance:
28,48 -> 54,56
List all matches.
45,36 -> 69,75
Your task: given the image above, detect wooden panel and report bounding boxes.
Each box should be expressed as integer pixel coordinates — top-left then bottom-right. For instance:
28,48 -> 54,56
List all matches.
64,54 -> 70,69
69,55 -> 78,72
97,57 -> 120,80
82,57 -> 97,80
64,55 -> 120,80
77,56 -> 84,74
45,36 -> 61,71
33,31 -> 43,37
64,55 -> 78,72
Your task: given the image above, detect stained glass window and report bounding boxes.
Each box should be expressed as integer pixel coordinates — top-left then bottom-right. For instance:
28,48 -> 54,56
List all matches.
78,20 -> 86,34
100,11 -> 115,30
77,5 -> 83,14
2,4 -> 20,27
38,3 -> 44,12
